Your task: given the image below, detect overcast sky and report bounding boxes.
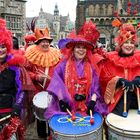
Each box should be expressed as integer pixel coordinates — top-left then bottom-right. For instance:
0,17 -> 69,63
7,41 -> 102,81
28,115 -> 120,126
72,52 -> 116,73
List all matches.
26,0 -> 77,22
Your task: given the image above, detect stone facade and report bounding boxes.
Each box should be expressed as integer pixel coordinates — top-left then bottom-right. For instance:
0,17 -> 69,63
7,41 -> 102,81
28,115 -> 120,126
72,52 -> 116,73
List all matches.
26,4 -> 75,47
0,0 -> 26,44
76,0 -> 140,51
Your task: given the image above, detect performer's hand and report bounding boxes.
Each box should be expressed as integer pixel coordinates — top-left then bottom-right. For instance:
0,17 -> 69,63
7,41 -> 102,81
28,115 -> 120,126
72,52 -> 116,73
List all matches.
74,94 -> 86,101
132,76 -> 140,88
59,100 -> 71,112
116,78 -> 133,91
86,100 -> 96,115
11,104 -> 20,117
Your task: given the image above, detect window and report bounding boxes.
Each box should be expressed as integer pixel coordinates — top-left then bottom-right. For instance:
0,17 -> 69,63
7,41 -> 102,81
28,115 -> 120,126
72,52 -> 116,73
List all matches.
6,16 -> 21,31
0,1 -> 4,7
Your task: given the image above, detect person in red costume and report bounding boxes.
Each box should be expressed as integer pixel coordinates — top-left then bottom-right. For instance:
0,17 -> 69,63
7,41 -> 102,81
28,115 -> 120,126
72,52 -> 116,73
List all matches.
78,20 -> 104,75
100,21 -> 140,117
0,18 -> 34,139
24,27 -> 61,139
24,34 -> 36,50
58,20 -> 106,75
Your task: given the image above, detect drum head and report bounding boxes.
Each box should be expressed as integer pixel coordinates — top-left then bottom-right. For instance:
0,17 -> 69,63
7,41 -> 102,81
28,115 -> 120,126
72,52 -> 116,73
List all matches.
33,91 -> 52,108
106,110 -> 140,132
49,112 -> 103,135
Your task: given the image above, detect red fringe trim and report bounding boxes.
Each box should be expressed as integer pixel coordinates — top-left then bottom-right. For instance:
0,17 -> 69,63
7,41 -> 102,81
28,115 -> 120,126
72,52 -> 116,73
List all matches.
0,117 -> 25,140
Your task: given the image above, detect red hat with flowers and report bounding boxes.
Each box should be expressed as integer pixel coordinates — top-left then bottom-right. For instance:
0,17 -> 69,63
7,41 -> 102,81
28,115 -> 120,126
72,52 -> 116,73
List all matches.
112,1 -> 140,51
0,18 -> 13,53
112,18 -> 138,51
113,20 -> 137,50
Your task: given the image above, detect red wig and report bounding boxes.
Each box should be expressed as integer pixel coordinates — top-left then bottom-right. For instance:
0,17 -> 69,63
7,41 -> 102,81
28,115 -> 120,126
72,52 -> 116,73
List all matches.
0,18 -> 13,53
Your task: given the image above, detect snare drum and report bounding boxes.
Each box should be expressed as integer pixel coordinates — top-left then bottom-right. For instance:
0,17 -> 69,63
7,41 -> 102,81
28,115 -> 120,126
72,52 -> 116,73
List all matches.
106,109 -> 140,140
33,91 -> 52,121
49,112 -> 103,140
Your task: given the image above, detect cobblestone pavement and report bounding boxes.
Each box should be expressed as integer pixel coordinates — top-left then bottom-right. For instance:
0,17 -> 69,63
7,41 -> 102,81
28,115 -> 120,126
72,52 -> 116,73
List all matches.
25,121 -> 47,140
25,121 -> 38,140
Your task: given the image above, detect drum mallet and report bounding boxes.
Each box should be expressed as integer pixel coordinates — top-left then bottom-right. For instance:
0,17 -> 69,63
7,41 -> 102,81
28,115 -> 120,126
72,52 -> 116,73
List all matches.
89,93 -> 96,124
89,110 -> 94,125
0,115 -> 11,122
66,108 -> 76,121
123,89 -> 128,117
136,87 -> 140,114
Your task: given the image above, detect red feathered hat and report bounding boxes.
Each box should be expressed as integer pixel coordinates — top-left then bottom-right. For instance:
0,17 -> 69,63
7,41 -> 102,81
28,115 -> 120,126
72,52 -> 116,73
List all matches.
78,20 -> 100,46
0,18 -> 13,53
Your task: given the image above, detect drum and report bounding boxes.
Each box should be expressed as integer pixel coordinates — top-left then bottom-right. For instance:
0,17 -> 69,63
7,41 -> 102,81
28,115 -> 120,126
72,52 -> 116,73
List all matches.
106,109 -> 140,140
33,91 -> 52,121
49,112 -> 103,140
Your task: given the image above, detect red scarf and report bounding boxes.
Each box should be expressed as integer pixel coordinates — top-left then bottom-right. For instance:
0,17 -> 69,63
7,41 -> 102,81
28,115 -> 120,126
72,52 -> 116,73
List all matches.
65,57 -> 92,114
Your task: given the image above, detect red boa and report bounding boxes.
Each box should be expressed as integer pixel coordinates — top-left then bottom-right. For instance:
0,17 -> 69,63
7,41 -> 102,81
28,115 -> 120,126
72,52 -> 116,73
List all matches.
65,57 -> 92,114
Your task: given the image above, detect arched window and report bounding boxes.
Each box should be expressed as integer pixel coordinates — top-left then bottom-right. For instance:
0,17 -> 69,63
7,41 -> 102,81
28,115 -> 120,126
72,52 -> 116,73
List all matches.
89,5 -> 94,16
95,4 -> 100,16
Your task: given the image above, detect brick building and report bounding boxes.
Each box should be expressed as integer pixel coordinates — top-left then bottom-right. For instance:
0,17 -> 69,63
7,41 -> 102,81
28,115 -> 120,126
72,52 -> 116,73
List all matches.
0,0 -> 26,44
76,0 -> 140,50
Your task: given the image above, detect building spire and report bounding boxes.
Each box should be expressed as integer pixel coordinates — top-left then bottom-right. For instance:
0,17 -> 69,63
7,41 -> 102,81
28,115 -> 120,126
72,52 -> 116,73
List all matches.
40,5 -> 43,12
54,3 -> 59,16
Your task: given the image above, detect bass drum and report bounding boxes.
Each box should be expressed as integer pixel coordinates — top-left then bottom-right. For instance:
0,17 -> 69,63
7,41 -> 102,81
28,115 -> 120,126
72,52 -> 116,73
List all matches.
106,109 -> 140,140
49,112 -> 103,140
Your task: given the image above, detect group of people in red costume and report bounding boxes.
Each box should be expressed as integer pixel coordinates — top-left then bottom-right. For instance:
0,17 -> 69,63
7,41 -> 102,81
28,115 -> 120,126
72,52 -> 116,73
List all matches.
0,15 -> 140,140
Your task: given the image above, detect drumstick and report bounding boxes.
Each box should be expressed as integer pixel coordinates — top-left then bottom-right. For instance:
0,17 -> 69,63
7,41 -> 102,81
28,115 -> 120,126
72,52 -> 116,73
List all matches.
89,110 -> 94,125
66,108 -> 72,116
123,89 -> 128,117
136,87 -> 140,114
35,66 -> 51,79
43,68 -> 49,88
66,108 -> 76,121
0,115 -> 11,122
37,69 -> 51,79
